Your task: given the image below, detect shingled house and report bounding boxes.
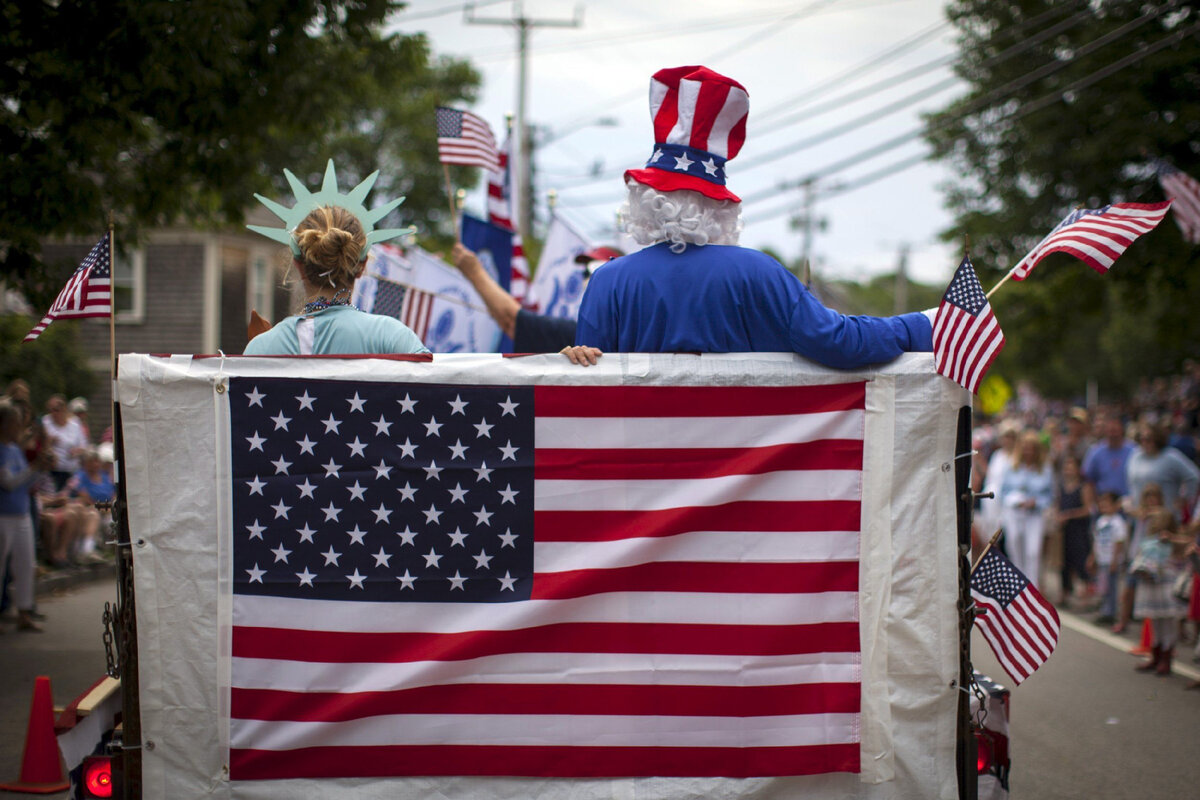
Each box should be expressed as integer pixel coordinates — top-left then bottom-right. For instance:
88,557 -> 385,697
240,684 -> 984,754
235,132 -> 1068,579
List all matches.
37,208 -> 295,433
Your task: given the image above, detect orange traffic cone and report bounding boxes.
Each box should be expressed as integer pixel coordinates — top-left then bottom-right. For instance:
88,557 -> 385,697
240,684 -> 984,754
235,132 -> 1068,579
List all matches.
1129,618 -> 1153,656
0,676 -> 70,793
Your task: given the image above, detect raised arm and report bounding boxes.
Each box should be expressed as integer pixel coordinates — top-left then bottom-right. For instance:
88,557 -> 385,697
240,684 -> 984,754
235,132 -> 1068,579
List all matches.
451,243 -> 520,339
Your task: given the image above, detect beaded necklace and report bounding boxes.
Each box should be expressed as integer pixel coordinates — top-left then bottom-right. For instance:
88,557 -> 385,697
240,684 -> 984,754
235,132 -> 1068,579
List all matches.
302,287 -> 358,315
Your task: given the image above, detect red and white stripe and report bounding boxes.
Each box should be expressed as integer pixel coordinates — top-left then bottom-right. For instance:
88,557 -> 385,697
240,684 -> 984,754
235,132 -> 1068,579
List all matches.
24,235 -> 111,342
487,137 -> 531,306
400,286 -> 435,341
437,109 -> 501,173
228,382 -> 867,780
1011,201 -> 1172,280
971,585 -> 1060,685
933,303 -> 1003,397
649,66 -> 749,160
1159,168 -> 1200,244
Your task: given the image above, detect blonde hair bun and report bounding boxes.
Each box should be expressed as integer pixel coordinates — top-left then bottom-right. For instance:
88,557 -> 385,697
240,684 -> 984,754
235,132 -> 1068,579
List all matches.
295,206 -> 367,287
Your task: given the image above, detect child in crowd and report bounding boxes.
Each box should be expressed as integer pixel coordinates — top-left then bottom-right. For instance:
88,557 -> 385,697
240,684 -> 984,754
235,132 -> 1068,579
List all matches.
63,449 -> 113,563
1056,454 -> 1093,606
1130,509 -> 1191,675
1114,484 -> 1165,633
1090,491 -> 1129,623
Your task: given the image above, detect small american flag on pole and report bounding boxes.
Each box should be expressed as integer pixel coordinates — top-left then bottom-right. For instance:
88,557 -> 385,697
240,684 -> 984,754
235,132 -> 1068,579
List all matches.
971,548 -> 1060,685
1154,158 -> 1200,244
24,233 -> 112,342
933,256 -> 1004,395
487,128 -> 531,304
436,107 -> 501,173
370,275 -> 436,342
1010,200 -> 1172,280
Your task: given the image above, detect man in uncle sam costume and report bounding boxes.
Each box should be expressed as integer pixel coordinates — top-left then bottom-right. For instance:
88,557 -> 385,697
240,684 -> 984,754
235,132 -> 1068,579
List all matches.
574,65 -> 934,368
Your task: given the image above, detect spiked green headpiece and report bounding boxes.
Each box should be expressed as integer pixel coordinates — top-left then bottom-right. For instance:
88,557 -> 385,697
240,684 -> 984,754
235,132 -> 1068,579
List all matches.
247,160 -> 416,258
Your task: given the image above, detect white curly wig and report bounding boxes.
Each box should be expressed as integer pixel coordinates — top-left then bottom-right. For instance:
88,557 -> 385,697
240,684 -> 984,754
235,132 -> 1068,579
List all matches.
621,179 -> 743,253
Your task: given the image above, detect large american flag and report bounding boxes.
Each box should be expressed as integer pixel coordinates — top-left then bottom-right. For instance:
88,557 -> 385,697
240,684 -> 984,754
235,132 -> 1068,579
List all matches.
1010,200 -> 1172,280
370,275 -> 436,341
436,107 -> 501,173
226,377 -> 866,780
933,256 -> 1004,395
970,548 -> 1060,685
24,234 -> 111,342
487,128 -> 531,305
1154,159 -> 1200,244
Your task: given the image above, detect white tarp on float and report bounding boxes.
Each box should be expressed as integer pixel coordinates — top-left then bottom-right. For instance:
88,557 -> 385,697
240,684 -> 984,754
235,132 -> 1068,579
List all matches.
117,351 -> 967,799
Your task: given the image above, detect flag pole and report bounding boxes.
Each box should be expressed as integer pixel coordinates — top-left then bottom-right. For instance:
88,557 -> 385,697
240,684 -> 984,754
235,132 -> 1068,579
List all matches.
984,269 -> 1015,300
970,528 -> 1004,575
443,165 -> 459,240
107,211 -> 116,384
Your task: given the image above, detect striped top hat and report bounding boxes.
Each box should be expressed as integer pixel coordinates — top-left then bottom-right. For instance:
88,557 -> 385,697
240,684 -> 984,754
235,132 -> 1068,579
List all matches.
625,66 -> 749,203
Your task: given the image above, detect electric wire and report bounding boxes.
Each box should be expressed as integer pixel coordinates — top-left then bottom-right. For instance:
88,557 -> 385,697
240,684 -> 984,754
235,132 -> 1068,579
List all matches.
551,0 -> 1103,191
741,16 -> 1200,225
754,0 -> 1091,136
736,0 -> 1181,204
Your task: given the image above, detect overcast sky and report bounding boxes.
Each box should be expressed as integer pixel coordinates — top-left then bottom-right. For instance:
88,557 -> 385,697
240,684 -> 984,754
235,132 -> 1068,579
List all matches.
391,0 -> 965,286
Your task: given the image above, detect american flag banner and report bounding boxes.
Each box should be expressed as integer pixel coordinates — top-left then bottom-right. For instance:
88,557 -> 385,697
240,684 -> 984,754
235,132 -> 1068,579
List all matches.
117,352 -> 968,799
487,128 -> 531,305
1009,200 -> 1172,280
970,548 -> 1060,685
24,233 -> 112,341
368,274 -> 436,342
436,107 -> 501,173
227,377 -> 865,780
1154,158 -> 1200,244
933,256 -> 1004,395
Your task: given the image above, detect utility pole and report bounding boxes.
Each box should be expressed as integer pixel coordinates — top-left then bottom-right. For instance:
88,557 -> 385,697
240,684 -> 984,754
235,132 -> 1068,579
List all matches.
466,1 -> 582,243
894,242 -> 910,314
788,178 -> 825,287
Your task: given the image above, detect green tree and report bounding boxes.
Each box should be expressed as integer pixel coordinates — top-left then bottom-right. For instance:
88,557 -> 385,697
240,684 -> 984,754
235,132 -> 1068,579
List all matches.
0,315 -> 95,407
1,1 -> 481,307
924,0 -> 1200,398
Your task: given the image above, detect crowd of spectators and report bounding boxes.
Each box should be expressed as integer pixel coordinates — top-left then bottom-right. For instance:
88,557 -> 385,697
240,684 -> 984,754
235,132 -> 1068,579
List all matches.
0,380 -> 114,633
971,360 -> 1200,684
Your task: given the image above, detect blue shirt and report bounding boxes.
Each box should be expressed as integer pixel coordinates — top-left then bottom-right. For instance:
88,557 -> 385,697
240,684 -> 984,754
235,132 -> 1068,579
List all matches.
514,309 -> 576,353
1083,440 -> 1136,498
999,464 -> 1054,511
575,243 -> 932,368
69,469 -> 114,503
0,443 -> 32,515
245,306 -> 430,356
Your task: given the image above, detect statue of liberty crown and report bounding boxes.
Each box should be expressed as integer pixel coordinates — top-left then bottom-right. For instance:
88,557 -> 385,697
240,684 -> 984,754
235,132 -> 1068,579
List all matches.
247,160 -> 416,257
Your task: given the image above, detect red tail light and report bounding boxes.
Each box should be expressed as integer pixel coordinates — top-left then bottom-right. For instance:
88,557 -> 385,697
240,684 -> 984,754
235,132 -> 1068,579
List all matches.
975,730 -> 993,773
82,755 -> 114,798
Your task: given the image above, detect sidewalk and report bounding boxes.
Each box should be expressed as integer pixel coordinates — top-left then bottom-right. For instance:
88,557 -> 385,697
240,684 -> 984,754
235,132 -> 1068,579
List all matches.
35,559 -> 116,598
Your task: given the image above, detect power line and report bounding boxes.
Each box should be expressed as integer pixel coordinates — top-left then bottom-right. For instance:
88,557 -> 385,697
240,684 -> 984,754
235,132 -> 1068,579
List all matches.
754,0 -> 1092,136
741,15 -> 1200,224
739,0 -> 1180,204
471,1 -> 846,61
548,0 -> 1088,191
754,19 -> 953,124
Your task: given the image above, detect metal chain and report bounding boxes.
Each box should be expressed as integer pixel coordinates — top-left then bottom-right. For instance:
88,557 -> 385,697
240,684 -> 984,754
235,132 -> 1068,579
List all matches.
957,542 -> 988,729
102,601 -> 118,678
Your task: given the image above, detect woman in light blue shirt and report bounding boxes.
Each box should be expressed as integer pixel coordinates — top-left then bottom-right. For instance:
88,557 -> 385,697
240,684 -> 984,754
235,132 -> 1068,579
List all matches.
1000,431 -> 1055,585
245,205 -> 428,357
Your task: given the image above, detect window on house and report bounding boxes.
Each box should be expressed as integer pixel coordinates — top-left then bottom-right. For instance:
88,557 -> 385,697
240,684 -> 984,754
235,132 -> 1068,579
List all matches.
247,254 -> 274,321
112,249 -> 146,323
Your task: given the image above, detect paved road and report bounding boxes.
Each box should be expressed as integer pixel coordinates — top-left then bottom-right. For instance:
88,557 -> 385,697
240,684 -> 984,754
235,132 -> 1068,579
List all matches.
972,615 -> 1200,799
1,579 -> 116,796
4,577 -> 1200,798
